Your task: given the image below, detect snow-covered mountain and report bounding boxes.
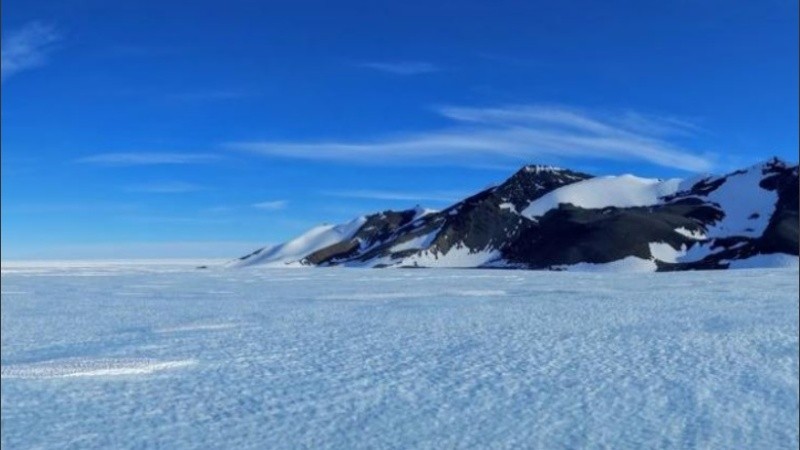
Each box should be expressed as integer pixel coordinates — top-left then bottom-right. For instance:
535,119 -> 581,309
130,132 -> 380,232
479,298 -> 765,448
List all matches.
229,158 -> 799,271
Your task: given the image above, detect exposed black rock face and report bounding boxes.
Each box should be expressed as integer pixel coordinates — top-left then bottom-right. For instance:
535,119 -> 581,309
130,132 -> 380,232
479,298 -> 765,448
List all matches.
395,166 -> 591,257
305,239 -> 361,265
432,167 -> 591,251
423,189 -> 530,255
353,209 -> 421,245
758,161 -> 799,255
504,203 -> 714,268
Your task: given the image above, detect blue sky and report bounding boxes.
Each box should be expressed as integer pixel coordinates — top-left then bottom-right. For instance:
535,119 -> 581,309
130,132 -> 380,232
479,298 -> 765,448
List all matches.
2,0 -> 798,260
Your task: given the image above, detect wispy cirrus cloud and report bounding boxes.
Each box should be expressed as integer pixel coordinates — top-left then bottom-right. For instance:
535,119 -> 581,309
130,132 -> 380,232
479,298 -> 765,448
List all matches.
357,61 -> 441,75
1,22 -> 61,82
613,111 -> 703,137
228,104 -> 714,172
125,182 -> 205,193
76,152 -> 221,166
252,200 -> 288,210
321,189 -> 466,203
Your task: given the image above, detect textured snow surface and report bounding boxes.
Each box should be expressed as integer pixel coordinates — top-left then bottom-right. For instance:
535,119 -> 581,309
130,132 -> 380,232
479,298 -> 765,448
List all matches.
522,175 -> 681,218
2,262 -> 798,449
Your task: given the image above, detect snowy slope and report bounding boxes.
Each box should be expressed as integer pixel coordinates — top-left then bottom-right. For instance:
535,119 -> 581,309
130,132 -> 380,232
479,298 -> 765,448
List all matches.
684,164 -> 779,238
522,175 -> 681,218
638,160 -> 796,267
229,216 -> 367,267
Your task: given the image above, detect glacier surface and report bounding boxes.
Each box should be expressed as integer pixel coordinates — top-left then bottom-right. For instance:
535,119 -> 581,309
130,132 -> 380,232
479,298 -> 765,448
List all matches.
1,261 -> 798,449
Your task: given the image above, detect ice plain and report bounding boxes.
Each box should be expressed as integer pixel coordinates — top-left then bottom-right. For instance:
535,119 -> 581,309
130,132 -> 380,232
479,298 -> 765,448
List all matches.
1,261 -> 798,449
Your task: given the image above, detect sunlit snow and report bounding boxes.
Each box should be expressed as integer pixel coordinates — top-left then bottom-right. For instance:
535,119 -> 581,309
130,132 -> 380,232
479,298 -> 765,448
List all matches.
229,216 -> 367,268
1,261 -> 798,449
522,175 -> 681,218
700,166 -> 779,238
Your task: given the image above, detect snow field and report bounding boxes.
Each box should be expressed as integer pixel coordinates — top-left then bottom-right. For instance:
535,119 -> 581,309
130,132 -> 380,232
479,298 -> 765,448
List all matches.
1,263 -> 798,449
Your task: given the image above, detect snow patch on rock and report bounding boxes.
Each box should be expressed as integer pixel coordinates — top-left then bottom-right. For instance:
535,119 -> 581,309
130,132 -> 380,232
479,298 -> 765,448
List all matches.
649,242 -> 687,263
552,256 -> 658,273
674,227 -> 706,240
401,247 -> 502,268
701,168 -> 778,238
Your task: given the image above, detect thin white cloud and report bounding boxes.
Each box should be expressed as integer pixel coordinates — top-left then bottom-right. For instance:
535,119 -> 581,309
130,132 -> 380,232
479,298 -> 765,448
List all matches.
252,200 -> 288,210
615,111 -> 703,137
1,22 -> 60,82
76,152 -> 221,166
125,182 -> 205,193
228,104 -> 714,172
321,189 -> 466,203
357,61 -> 441,75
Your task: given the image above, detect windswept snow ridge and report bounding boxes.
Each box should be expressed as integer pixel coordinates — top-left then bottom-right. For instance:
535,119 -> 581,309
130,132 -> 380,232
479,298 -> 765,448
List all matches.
230,216 -> 367,267
522,175 -> 681,218
1,358 -> 196,379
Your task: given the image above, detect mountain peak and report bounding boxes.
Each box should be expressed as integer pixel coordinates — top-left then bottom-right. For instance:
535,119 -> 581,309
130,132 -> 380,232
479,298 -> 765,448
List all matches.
487,164 -> 594,211
761,156 -> 797,171
520,164 -> 567,174
504,164 -> 593,186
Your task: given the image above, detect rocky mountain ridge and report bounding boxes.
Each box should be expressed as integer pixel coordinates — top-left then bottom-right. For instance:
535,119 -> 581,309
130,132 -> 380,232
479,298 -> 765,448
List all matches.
230,158 -> 799,271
